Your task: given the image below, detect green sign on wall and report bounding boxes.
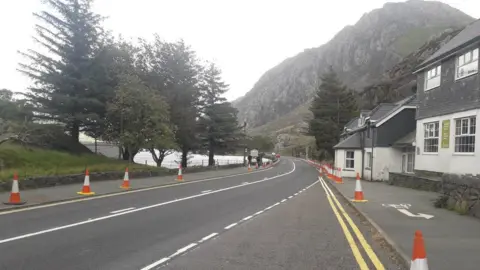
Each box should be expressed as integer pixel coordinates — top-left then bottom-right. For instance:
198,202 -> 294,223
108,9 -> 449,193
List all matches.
441,120 -> 450,148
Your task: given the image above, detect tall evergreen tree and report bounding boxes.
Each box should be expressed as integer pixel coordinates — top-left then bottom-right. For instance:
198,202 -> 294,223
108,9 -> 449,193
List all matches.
18,0 -> 105,142
308,67 -> 358,159
198,63 -> 241,166
156,40 -> 203,168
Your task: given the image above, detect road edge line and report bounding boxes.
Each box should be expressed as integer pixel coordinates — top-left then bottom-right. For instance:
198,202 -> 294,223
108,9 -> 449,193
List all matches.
324,178 -> 410,269
0,166 -> 274,215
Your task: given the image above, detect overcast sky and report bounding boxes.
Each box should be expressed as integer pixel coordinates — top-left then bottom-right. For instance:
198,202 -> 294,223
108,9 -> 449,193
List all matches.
1,0 -> 479,101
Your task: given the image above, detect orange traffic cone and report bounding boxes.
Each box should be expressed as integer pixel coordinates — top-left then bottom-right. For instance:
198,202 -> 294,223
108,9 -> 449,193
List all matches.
410,230 -> 428,270
77,169 -> 95,195
4,172 -> 26,205
177,164 -> 183,181
120,167 -> 130,189
248,162 -> 252,172
336,168 -> 344,184
352,172 -> 367,202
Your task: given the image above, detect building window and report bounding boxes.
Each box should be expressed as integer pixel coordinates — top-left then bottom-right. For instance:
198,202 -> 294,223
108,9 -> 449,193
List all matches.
425,65 -> 441,91
365,152 -> 372,169
424,122 -> 439,153
454,116 -> 476,153
345,151 -> 354,169
456,48 -> 479,80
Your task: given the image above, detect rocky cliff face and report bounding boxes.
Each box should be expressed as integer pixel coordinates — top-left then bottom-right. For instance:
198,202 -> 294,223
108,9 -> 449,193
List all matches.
233,0 -> 473,130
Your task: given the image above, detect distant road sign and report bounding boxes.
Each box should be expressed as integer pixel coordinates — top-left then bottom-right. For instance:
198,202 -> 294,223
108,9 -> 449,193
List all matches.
251,149 -> 259,157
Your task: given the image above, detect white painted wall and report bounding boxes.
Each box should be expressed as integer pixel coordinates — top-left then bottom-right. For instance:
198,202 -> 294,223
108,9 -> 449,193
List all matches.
415,108 -> 480,175
335,149 -> 362,178
371,147 -> 402,181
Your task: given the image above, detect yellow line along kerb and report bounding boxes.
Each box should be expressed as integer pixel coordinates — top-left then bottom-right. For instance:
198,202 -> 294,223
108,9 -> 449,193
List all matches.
319,178 -> 369,270
320,177 -> 385,270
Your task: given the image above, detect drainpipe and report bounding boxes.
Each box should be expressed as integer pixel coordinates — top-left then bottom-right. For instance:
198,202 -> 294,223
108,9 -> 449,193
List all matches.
371,124 -> 375,182
360,130 -> 365,179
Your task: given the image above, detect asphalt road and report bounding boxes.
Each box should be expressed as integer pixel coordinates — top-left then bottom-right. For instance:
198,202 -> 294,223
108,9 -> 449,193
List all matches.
0,158 -> 398,270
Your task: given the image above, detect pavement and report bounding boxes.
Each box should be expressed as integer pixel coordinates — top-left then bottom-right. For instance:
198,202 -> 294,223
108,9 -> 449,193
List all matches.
0,165 -> 270,211
330,176 -> 480,270
0,158 -> 401,269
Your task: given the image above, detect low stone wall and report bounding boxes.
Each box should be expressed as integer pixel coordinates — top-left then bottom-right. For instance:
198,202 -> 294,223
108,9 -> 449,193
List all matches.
0,163 -> 244,192
389,171 -> 480,218
388,172 -> 442,192
437,174 -> 480,217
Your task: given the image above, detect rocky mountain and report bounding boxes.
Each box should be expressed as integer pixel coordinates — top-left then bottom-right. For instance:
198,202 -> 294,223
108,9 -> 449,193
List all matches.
233,0 -> 474,138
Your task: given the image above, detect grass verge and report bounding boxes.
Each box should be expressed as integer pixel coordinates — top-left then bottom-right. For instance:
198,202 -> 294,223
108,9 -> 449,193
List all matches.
0,143 -> 164,182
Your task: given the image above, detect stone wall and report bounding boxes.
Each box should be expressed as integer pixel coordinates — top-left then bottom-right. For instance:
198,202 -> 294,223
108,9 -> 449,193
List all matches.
0,163 -> 244,192
388,172 -> 442,192
389,171 -> 480,218
437,174 -> 480,217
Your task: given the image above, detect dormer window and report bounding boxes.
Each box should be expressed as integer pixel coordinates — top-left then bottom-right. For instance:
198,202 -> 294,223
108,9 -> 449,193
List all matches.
456,48 -> 478,80
425,65 -> 441,91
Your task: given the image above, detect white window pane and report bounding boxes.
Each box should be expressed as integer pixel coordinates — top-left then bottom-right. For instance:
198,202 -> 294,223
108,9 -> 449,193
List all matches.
465,52 -> 472,63
459,55 -> 464,66
473,48 -> 479,61
437,66 -> 441,74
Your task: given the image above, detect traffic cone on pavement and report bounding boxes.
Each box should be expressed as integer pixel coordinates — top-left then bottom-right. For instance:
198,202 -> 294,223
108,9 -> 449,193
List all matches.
4,172 -> 26,205
77,169 -> 95,195
352,172 -> 367,202
410,230 -> 429,270
177,164 -> 183,181
336,168 -> 344,184
120,167 -> 130,189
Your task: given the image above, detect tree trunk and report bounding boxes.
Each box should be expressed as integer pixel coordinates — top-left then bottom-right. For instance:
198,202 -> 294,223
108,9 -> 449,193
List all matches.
71,120 -> 80,142
181,148 -> 188,168
122,147 -> 139,162
208,143 -> 215,166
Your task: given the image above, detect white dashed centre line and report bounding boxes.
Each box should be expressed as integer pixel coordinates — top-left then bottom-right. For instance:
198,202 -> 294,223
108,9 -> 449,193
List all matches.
254,210 -> 264,215
201,190 -> 212,193
280,199 -> 287,203
110,207 -> 135,214
199,233 -> 218,242
242,215 -> 253,221
224,223 -> 237,230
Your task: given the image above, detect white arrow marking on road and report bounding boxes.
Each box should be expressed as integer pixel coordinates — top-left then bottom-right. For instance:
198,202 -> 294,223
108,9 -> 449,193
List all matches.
397,209 -> 434,219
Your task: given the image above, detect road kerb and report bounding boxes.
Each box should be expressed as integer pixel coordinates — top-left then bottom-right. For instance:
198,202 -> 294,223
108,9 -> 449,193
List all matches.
324,179 -> 410,269
0,166 -> 275,215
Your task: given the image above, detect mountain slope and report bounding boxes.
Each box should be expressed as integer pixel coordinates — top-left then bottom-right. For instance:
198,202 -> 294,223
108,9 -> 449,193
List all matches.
233,0 -> 473,132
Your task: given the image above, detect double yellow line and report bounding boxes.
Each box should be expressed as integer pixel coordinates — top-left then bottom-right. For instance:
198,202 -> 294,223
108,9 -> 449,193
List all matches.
319,177 -> 385,270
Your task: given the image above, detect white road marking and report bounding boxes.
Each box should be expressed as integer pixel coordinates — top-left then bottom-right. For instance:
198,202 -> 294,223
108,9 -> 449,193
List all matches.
273,202 -> 280,207
170,243 -> 198,258
199,233 -> 218,242
243,215 -> 253,221
254,210 -> 264,215
288,196 -> 293,199
201,190 -> 212,193
0,161 -> 296,244
224,223 -> 237,230
110,207 -> 135,214
294,193 -> 299,196
140,257 -> 169,270
280,199 -> 287,203
242,182 -> 249,185
0,166 -> 275,216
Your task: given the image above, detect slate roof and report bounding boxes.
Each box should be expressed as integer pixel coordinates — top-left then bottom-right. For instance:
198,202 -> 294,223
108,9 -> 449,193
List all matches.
369,103 -> 397,121
392,130 -> 416,147
345,117 -> 359,130
417,19 -> 480,72
333,132 -> 362,149
374,95 -> 417,125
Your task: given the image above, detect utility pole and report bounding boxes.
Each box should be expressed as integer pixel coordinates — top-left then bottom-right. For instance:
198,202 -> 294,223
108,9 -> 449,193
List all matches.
243,120 -> 247,166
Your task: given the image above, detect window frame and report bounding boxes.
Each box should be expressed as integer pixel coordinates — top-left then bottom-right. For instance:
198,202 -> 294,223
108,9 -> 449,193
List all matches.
455,48 -> 479,80
365,152 -> 372,169
454,116 -> 476,153
423,121 -> 439,153
345,151 -> 355,169
424,65 -> 441,91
